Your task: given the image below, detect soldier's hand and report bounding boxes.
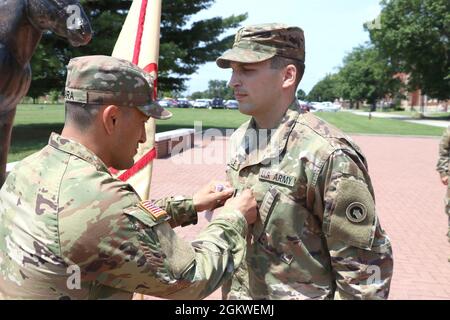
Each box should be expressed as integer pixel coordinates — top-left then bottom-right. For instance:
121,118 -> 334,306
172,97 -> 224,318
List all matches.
193,180 -> 234,212
224,189 -> 257,225
442,176 -> 448,185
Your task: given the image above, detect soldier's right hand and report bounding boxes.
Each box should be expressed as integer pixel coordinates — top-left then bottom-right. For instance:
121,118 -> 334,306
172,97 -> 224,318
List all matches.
442,176 -> 448,185
224,189 -> 257,225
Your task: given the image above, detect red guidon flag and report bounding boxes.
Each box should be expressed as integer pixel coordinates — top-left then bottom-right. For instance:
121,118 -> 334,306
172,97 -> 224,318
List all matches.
111,0 -> 162,201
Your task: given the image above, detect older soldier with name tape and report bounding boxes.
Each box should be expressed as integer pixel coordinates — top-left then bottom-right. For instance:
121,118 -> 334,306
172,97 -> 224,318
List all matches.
0,55 -> 258,299
216,23 -> 393,300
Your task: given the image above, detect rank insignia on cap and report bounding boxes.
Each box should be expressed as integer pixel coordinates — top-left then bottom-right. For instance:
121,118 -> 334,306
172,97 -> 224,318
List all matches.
345,202 -> 368,223
138,200 -> 169,221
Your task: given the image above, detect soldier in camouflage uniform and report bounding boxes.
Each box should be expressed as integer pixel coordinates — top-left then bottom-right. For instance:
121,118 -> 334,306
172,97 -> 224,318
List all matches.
0,55 -> 258,299
436,125 -> 450,245
216,23 -> 394,299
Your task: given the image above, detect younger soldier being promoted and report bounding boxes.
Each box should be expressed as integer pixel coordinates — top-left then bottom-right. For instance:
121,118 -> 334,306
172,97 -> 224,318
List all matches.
436,125 -> 450,247
216,23 -> 394,299
0,55 -> 258,299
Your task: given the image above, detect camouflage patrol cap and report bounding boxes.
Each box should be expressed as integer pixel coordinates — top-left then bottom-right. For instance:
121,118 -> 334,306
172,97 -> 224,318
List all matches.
216,23 -> 305,68
65,55 -> 171,120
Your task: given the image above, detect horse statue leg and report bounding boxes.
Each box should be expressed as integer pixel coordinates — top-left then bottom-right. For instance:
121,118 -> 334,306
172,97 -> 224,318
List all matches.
0,107 -> 16,187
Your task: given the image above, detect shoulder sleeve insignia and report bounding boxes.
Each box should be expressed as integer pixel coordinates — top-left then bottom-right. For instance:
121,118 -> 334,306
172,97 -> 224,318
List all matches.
138,200 -> 169,222
345,202 -> 368,223
324,179 -> 376,249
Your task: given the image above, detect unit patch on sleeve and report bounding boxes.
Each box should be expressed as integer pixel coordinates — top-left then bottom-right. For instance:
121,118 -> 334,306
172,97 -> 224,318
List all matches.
345,202 -> 368,223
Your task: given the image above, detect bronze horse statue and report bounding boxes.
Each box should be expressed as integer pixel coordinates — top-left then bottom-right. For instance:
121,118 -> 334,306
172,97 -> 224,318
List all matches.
0,0 -> 92,186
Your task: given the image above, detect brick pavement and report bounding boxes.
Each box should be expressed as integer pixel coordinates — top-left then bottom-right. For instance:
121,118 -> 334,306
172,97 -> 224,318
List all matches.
148,133 -> 450,300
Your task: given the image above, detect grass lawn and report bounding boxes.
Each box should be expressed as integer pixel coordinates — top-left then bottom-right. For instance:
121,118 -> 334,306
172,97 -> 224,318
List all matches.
377,110 -> 450,119
9,104 -> 66,162
421,112 -> 450,120
378,110 -> 417,116
155,107 -> 250,132
317,112 -> 443,136
7,104 -> 442,162
7,104 -> 250,162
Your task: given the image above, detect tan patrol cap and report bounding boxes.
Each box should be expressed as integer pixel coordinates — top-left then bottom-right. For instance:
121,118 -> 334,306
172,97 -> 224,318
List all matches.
65,55 -> 172,120
216,23 -> 305,68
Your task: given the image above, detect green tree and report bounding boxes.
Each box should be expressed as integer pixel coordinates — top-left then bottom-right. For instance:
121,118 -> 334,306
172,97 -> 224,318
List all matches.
367,0 -> 450,100
296,89 -> 306,100
338,44 -> 402,109
206,80 -> 233,99
190,91 -> 205,100
27,42 -> 70,103
159,1 -> 246,92
29,0 -> 247,98
307,74 -> 341,102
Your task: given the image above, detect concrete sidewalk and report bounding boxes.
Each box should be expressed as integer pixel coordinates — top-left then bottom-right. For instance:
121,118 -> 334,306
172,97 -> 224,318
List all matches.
348,110 -> 450,128
148,134 -> 450,300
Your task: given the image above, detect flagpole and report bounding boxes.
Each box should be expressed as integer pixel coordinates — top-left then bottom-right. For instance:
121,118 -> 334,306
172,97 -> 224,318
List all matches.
111,0 -> 162,300
111,0 -> 162,201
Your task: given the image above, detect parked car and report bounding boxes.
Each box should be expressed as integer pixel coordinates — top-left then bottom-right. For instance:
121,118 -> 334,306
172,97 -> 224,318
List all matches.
298,100 -> 311,113
211,97 -> 224,109
309,101 -> 341,112
193,99 -> 211,108
225,99 -> 239,109
332,102 -> 342,111
177,98 -> 191,108
320,101 -> 341,112
309,102 -> 324,112
157,99 -> 175,108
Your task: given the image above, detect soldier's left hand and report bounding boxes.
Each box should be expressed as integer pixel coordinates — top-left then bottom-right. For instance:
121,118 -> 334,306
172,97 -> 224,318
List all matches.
193,180 -> 234,212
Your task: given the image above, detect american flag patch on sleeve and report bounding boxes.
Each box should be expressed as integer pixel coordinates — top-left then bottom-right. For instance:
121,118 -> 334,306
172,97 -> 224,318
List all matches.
138,200 -> 169,221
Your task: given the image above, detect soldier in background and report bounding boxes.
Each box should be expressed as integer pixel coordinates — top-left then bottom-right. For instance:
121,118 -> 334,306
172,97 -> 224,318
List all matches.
0,55 -> 257,299
436,125 -> 450,249
216,23 -> 393,299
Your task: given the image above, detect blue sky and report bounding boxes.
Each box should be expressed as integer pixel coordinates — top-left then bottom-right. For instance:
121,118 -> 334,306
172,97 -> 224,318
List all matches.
183,0 -> 381,95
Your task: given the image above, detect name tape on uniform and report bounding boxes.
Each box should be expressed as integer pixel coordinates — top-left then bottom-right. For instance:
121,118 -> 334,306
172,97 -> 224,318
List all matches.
259,169 -> 296,187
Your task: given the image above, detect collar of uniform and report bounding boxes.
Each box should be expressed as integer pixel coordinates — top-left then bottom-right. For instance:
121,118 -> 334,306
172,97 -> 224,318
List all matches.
48,133 -> 110,173
261,100 -> 300,160
288,99 -> 302,113
233,100 -> 300,170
